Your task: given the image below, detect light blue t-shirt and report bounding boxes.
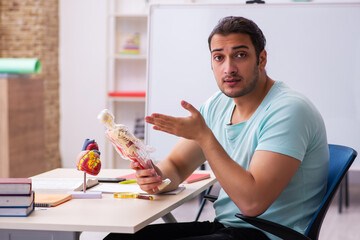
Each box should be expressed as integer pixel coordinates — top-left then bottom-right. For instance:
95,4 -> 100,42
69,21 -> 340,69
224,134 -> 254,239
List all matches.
199,81 -> 329,240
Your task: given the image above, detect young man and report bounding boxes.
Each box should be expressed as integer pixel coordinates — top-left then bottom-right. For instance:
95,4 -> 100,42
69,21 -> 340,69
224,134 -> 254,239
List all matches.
104,16 -> 329,240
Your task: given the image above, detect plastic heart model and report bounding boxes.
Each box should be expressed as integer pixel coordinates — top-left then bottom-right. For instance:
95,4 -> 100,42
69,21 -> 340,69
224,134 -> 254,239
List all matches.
76,139 -> 101,176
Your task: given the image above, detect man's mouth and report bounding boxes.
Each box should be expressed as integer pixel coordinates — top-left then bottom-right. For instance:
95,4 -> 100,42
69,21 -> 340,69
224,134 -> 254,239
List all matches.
224,78 -> 240,82
223,74 -> 242,82
223,76 -> 241,86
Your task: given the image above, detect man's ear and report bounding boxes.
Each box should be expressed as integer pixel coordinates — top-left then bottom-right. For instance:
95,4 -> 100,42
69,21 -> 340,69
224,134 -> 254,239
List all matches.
259,49 -> 267,69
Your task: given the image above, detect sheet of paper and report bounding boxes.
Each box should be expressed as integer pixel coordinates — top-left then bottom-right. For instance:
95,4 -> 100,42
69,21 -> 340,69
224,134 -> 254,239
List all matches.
89,183 -> 185,195
31,178 -> 98,191
89,183 -> 145,194
164,186 -> 185,195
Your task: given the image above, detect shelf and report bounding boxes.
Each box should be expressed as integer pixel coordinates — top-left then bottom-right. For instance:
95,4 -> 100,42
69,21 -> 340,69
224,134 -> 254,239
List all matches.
112,54 -> 147,60
108,91 -> 146,102
109,96 -> 145,102
108,91 -> 145,97
110,14 -> 148,19
106,0 -> 148,168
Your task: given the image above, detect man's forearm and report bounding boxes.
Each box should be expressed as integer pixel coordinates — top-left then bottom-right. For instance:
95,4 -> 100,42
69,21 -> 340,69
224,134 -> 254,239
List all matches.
157,139 -> 207,193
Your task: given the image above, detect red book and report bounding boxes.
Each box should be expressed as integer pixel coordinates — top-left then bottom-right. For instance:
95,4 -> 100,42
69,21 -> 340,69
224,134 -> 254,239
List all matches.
0,178 -> 32,195
118,173 -> 136,180
184,173 -> 211,184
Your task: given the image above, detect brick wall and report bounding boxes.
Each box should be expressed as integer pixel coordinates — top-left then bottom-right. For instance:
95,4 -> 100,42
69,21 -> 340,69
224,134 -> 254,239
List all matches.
0,0 -> 61,170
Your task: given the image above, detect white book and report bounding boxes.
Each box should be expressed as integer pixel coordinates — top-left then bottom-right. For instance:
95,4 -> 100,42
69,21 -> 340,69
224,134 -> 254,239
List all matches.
0,191 -> 34,207
0,178 -> 32,195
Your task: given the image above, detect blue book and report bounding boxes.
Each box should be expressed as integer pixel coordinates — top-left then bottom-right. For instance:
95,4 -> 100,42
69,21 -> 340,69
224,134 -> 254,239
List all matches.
0,192 -> 35,217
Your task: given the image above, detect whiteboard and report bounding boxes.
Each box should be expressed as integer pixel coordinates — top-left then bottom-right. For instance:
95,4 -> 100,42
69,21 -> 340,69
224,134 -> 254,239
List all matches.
146,3 -> 360,168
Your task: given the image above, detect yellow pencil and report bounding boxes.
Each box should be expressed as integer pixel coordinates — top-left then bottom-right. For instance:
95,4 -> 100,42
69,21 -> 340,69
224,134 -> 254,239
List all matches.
119,180 -> 137,184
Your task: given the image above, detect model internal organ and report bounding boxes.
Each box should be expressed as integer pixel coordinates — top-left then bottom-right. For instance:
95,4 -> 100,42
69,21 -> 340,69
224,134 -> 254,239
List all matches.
98,109 -> 170,190
76,139 -> 101,176
97,109 -> 151,169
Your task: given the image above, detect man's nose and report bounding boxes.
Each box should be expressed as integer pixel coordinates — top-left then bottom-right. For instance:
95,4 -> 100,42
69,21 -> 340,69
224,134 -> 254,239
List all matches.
224,59 -> 238,75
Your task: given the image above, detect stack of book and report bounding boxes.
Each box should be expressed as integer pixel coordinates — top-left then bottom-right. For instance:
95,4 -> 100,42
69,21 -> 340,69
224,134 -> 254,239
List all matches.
133,117 -> 145,140
120,32 -> 140,55
0,178 -> 34,217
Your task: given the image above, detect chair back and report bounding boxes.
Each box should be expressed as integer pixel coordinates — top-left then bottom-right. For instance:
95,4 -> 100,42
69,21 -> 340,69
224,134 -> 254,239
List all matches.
305,144 -> 357,239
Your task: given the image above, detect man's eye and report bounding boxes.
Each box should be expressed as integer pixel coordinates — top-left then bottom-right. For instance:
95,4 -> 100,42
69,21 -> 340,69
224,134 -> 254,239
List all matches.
213,55 -> 223,61
234,52 -> 247,58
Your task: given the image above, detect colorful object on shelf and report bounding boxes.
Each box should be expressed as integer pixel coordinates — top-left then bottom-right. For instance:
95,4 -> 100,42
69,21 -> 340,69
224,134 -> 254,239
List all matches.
108,91 -> 146,98
133,117 -> 145,140
0,58 -> 41,74
120,32 -> 140,55
76,139 -> 101,176
98,109 -> 171,191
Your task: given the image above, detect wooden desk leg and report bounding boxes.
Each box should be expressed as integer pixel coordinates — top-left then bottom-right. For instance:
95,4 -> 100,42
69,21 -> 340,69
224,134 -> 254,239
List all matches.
161,213 -> 177,223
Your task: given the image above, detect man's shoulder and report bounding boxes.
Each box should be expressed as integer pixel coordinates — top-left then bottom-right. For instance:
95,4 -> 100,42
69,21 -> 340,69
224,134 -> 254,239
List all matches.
268,82 -> 315,111
260,82 -> 325,128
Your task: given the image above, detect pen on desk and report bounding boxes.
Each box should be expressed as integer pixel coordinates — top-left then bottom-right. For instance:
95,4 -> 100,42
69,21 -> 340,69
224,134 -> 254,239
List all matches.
136,195 -> 154,200
113,192 -> 154,200
119,179 -> 137,184
98,178 -> 126,183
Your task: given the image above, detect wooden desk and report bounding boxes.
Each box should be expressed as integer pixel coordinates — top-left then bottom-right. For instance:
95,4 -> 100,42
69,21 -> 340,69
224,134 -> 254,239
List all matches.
0,168 -> 217,239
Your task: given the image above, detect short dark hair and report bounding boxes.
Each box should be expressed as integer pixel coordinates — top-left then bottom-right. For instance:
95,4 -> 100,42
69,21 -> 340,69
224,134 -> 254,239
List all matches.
208,16 -> 266,63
